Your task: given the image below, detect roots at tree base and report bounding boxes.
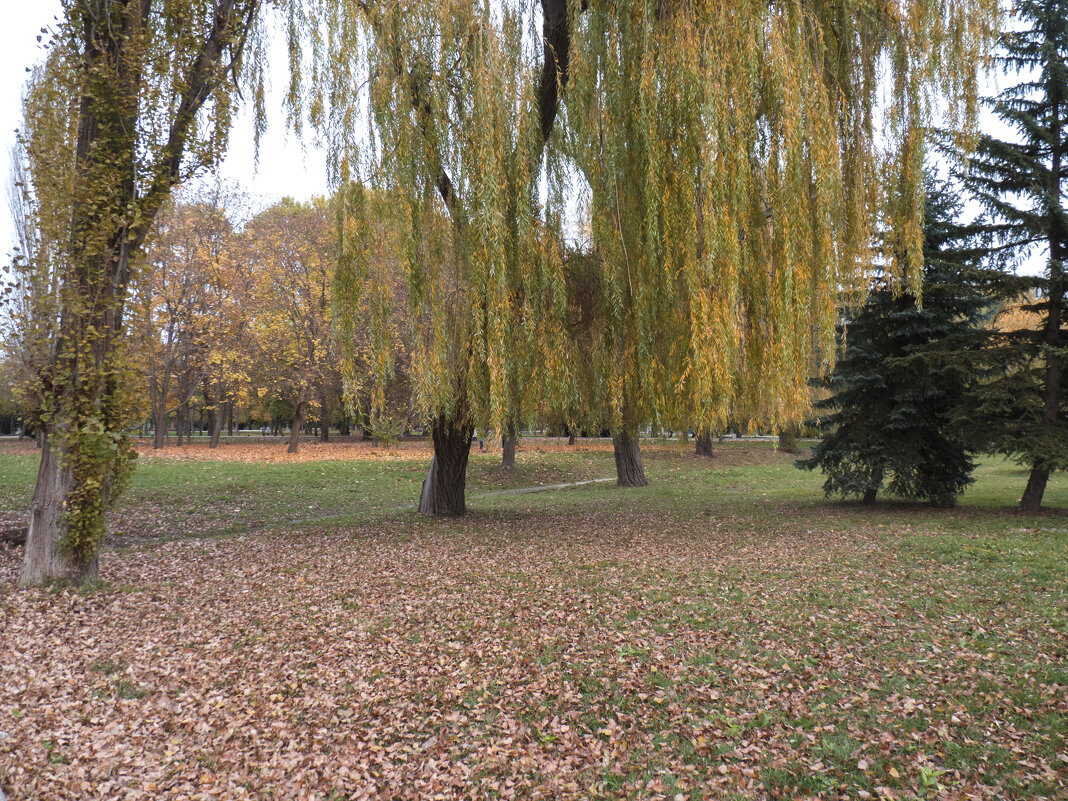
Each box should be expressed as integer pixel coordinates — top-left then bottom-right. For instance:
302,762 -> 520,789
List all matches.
418,408 -> 473,516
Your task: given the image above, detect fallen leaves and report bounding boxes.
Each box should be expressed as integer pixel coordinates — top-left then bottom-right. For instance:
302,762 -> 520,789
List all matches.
0,445 -> 1064,800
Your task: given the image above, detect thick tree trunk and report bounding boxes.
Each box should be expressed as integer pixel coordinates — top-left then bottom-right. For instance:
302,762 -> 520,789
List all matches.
502,420 -> 517,470
695,432 -> 714,457
20,438 -> 98,586
777,426 -> 799,454
288,399 -> 307,455
1020,462 -> 1050,513
418,404 -> 473,517
612,429 -> 648,487
175,405 -> 186,447
35,429 -> 45,449
567,431 -> 576,446
152,411 -> 167,449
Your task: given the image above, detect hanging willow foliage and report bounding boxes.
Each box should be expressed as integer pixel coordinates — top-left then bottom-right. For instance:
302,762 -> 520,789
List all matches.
302,0 -> 572,439
562,0 -> 999,436
296,0 -> 997,445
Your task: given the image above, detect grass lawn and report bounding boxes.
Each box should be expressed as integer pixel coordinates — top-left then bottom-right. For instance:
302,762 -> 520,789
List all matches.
0,438 -> 1064,800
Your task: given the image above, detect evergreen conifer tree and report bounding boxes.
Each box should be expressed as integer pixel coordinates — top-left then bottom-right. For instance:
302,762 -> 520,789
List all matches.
959,0 -> 1068,511
798,182 -> 994,507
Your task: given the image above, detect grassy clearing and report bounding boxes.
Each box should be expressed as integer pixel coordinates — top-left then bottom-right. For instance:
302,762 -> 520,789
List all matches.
0,438 -> 1064,800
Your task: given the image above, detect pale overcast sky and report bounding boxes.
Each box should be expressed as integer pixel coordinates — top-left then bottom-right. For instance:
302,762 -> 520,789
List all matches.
0,4 -> 329,260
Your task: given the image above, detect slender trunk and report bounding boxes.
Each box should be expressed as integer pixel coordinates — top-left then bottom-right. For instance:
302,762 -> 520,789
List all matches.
418,399 -> 473,517
319,386 -> 331,443
612,428 -> 648,487
863,465 -> 883,505
175,405 -> 185,447
208,401 -> 226,449
20,437 -> 98,586
227,404 -> 234,436
502,419 -> 517,470
288,399 -> 307,454
695,432 -> 714,457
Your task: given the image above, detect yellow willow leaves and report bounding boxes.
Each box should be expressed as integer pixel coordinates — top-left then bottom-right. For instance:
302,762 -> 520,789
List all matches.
302,0 -> 572,436
293,0 -> 997,436
566,0 -> 998,434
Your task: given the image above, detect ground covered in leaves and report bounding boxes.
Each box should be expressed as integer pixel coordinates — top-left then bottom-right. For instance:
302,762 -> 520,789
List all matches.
0,440 -> 1065,800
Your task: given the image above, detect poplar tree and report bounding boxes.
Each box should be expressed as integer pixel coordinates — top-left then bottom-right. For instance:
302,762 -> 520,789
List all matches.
959,0 -> 1068,511
16,0 -> 267,585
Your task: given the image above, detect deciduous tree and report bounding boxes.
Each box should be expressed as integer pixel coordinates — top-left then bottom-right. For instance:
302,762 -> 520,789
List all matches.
17,0 -> 266,585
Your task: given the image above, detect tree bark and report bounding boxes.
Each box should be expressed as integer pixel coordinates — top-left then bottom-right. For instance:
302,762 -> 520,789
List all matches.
567,431 -> 576,446
319,386 -> 331,443
418,403 -> 473,516
1020,462 -> 1050,513
777,426 -> 799,454
152,411 -> 167,449
288,399 -> 307,454
613,429 -> 648,487
502,419 -> 517,470
20,438 -> 98,586
695,432 -> 714,457
208,401 -> 226,449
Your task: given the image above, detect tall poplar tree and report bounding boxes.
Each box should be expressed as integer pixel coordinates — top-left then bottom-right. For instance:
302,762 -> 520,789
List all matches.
16,0 -> 266,585
960,0 -> 1068,511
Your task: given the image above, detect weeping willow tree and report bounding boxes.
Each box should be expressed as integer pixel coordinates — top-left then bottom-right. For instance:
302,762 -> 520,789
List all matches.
16,0 -> 267,586
306,0 -> 575,514
304,0 -> 997,508
561,0 -> 999,485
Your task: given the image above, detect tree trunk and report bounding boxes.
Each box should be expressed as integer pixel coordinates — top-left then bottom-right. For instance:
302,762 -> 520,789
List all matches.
152,411 -> 167,449
175,405 -> 185,447
288,399 -> 307,455
612,429 -> 648,487
208,401 -> 226,449
418,403 -> 473,517
1020,462 -> 1050,513
319,386 -> 331,443
695,432 -> 714,457
20,437 -> 98,586
502,420 -> 517,470
35,429 -> 45,449
777,426 -> 799,454
862,464 -> 883,505
567,431 -> 576,446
